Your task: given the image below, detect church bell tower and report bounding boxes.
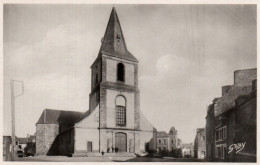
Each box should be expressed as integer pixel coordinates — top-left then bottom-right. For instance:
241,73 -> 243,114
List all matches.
89,7 -> 141,152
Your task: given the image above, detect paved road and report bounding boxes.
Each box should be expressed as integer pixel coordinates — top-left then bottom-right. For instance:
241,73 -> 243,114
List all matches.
13,156 -> 206,162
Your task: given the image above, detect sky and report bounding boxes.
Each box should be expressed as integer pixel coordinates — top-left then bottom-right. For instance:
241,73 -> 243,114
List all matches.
3,4 -> 256,143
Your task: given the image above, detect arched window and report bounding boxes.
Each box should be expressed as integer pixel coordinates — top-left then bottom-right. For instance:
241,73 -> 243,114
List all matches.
117,63 -> 125,82
116,96 -> 126,126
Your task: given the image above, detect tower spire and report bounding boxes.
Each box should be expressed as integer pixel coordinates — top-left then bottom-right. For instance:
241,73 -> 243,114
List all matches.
99,7 -> 138,62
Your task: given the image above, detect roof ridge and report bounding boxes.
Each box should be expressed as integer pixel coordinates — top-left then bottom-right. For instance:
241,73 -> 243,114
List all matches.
45,108 -> 84,114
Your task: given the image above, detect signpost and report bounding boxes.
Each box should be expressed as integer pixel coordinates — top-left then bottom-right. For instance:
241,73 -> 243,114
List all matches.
10,80 -> 24,161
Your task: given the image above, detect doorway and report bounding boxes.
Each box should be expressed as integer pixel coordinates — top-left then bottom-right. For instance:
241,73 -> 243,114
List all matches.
87,141 -> 92,152
115,132 -> 127,152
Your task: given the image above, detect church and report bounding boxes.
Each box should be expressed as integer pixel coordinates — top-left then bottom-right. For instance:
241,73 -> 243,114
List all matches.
35,7 -> 157,156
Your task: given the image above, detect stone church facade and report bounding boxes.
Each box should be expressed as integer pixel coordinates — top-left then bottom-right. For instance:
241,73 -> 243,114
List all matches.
36,7 -> 157,156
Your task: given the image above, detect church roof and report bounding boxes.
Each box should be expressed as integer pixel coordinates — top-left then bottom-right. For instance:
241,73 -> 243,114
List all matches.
99,7 -> 138,62
76,110 -> 91,123
36,109 -> 84,126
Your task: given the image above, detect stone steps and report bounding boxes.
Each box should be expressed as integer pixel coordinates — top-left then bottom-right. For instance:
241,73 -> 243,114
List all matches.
85,152 -> 136,157
72,152 -> 87,157
73,152 -> 138,157
103,152 -> 136,157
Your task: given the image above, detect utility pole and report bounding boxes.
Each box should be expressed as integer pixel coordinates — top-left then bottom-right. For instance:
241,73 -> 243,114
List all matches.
10,80 -> 24,161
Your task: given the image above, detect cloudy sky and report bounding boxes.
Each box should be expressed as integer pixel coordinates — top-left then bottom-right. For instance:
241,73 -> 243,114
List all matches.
3,4 -> 256,143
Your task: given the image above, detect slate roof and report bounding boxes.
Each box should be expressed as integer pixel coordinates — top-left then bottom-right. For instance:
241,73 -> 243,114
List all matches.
36,109 -> 84,126
157,131 -> 168,137
99,7 -> 138,63
76,110 -> 91,123
214,85 -> 252,116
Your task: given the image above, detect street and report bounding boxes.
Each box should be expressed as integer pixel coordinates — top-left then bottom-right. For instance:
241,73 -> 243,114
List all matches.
13,155 -> 206,162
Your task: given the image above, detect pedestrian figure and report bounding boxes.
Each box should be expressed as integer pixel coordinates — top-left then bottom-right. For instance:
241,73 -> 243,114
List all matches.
101,150 -> 105,156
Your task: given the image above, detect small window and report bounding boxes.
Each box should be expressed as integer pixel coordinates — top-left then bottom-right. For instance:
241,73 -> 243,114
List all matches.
223,127 -> 227,139
159,139 -> 161,144
117,34 -> 121,42
215,126 -> 227,142
117,63 -> 125,82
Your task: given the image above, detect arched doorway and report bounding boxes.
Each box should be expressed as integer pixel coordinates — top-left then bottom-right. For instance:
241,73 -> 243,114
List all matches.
115,132 -> 127,152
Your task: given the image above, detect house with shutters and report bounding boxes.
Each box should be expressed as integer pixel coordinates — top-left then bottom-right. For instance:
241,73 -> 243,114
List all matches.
35,7 -> 157,156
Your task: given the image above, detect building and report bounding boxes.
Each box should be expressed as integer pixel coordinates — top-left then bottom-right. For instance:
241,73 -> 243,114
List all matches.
36,7 -> 157,156
3,134 -> 36,160
36,109 -> 84,155
24,134 -> 36,156
194,128 -> 206,159
177,138 -> 182,149
205,98 -> 218,161
3,136 -> 12,161
181,143 -> 194,158
16,135 -> 36,156
233,79 -> 256,162
157,127 -> 181,157
205,68 -> 256,162
16,137 -> 28,151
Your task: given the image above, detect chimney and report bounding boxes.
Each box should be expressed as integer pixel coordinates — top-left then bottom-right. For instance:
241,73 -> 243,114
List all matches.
222,85 -> 233,96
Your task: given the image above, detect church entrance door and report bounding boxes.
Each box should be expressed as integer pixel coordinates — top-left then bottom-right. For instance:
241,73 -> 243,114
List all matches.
115,132 -> 127,152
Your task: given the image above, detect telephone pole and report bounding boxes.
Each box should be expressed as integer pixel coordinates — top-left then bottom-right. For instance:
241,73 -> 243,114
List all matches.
10,80 -> 24,161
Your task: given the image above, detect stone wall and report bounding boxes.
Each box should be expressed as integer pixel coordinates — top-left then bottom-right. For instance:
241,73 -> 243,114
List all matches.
89,88 -> 99,112
222,85 -> 233,96
36,124 -> 59,155
74,127 -> 99,153
197,129 -> 206,158
106,89 -> 135,129
99,129 -> 138,153
91,60 -> 101,90
105,57 -> 135,86
206,104 -> 215,161
234,68 -> 257,86
56,128 -> 75,155
234,94 -> 256,161
100,86 -> 107,128
74,105 -> 100,153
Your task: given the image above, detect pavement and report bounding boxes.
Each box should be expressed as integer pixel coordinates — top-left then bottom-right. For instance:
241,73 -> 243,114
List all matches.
13,155 -> 206,162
